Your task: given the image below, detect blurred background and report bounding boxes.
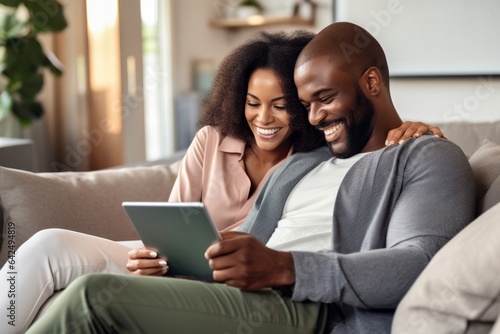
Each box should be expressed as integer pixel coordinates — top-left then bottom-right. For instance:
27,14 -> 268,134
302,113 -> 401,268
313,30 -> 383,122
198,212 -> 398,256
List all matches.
0,0 -> 498,172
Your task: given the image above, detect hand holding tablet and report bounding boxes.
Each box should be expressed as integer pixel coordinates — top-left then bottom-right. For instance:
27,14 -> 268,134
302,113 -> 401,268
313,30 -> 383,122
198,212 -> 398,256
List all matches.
122,202 -> 221,280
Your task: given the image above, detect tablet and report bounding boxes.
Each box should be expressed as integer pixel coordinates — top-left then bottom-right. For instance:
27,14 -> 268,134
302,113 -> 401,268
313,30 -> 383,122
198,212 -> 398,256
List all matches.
122,202 -> 221,279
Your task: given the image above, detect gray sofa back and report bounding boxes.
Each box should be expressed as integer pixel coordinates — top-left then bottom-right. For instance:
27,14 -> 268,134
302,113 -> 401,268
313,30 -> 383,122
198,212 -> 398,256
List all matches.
435,121 -> 500,157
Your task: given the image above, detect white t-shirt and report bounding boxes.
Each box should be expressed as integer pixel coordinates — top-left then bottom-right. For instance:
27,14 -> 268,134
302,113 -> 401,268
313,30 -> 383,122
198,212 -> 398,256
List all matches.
266,152 -> 369,252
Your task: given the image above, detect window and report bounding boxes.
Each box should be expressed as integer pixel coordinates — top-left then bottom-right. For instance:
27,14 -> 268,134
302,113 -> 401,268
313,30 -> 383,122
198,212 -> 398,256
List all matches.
141,0 -> 174,160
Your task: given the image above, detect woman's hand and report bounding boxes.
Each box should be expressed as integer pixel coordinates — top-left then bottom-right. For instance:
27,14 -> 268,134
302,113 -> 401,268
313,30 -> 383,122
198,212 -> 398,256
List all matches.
386,121 -> 447,146
126,247 -> 168,276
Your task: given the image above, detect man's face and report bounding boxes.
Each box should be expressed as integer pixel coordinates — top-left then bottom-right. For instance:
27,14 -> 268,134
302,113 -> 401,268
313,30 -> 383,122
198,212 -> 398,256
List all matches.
294,56 -> 374,158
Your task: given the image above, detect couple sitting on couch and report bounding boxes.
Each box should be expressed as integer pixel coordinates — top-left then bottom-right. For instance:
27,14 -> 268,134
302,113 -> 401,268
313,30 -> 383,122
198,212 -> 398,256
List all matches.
5,22 -> 475,333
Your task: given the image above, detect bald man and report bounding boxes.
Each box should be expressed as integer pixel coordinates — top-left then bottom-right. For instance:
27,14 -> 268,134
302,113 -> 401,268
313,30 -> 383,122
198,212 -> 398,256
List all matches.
26,22 -> 475,334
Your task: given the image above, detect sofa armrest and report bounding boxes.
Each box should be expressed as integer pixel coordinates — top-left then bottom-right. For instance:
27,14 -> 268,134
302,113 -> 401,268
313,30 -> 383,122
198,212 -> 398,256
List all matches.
0,162 -> 181,266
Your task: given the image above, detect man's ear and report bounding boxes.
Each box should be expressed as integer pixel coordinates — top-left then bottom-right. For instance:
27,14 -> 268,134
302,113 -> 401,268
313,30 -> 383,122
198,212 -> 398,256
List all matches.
359,67 -> 382,96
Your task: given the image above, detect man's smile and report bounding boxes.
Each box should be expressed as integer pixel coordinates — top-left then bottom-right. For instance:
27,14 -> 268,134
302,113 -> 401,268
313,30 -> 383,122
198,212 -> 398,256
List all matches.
318,120 -> 344,142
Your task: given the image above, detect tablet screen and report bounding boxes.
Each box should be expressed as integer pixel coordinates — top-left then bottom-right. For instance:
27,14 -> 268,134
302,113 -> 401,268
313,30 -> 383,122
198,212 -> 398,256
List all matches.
122,202 -> 221,279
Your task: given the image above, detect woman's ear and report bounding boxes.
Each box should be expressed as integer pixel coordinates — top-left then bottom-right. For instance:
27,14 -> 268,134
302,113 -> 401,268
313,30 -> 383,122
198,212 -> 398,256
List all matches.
359,67 -> 382,96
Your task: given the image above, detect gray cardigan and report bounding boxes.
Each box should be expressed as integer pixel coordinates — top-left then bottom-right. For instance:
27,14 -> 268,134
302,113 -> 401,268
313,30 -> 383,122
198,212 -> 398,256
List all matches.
239,135 -> 476,333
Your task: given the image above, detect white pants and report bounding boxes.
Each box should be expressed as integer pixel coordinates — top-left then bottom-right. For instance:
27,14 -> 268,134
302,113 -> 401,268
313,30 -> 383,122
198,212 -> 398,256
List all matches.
0,229 -> 143,333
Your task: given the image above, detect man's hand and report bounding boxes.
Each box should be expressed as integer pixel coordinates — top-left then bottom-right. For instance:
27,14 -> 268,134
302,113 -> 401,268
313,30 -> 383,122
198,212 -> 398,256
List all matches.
126,247 -> 168,276
204,231 -> 295,291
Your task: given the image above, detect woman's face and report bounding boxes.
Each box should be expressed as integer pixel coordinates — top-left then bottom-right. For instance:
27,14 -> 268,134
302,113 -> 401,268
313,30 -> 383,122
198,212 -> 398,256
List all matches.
245,68 -> 294,153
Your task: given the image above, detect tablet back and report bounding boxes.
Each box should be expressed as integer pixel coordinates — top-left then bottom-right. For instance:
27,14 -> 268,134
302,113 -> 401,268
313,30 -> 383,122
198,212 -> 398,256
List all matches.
122,202 -> 221,279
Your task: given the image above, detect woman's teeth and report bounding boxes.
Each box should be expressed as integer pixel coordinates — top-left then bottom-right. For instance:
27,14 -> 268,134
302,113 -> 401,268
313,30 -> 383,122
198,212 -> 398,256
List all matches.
257,127 -> 281,135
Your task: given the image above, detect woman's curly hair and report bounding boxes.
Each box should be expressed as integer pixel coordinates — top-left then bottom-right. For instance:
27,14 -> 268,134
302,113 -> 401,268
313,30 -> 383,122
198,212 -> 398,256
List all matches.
198,31 -> 326,153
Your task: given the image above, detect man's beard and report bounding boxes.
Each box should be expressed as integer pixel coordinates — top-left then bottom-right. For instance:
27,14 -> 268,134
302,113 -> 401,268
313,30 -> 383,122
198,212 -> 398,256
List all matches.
329,88 -> 374,159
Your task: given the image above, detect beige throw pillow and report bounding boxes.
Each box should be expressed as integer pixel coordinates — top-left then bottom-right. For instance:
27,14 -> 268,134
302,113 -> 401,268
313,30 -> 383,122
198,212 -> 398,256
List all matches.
479,175 -> 500,215
392,202 -> 500,334
0,164 -> 179,266
468,139 -> 500,213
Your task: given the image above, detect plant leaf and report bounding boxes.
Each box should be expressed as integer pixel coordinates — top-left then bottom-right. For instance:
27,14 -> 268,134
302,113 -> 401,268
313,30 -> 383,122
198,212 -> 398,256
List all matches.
3,36 -> 44,80
0,12 -> 26,39
239,0 -> 264,11
24,0 -> 68,32
0,0 -> 23,7
12,99 -> 43,125
18,71 -> 44,98
0,0 -> 66,126
6,77 -> 22,91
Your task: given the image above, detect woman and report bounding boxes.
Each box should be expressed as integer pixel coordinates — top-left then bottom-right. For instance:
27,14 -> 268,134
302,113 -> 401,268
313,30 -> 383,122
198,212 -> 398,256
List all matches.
167,31 -> 326,233
0,31 -> 443,333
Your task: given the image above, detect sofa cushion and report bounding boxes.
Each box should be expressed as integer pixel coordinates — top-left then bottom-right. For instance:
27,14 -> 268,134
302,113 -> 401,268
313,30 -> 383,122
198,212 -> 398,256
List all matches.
0,163 -> 179,266
392,201 -> 500,333
468,139 -> 500,214
479,175 -> 500,215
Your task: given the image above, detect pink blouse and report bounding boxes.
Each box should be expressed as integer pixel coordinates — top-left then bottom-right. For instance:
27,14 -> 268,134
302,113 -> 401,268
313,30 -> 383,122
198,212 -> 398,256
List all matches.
168,126 -> 291,231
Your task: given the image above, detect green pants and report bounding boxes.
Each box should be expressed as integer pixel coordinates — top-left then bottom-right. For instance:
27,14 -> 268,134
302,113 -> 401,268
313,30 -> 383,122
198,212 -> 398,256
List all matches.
27,274 -> 330,334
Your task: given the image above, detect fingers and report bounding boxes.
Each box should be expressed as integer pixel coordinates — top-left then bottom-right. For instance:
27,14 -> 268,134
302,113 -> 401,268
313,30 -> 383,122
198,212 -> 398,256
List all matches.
385,121 -> 412,145
209,254 -> 261,290
205,231 -> 250,259
409,123 -> 431,139
209,246 -> 293,291
129,265 -> 168,276
208,242 -> 251,271
126,258 -> 168,275
205,238 -> 239,260
205,234 -> 255,285
128,247 -> 158,260
127,247 -> 168,276
386,121 -> 447,145
428,126 -> 448,140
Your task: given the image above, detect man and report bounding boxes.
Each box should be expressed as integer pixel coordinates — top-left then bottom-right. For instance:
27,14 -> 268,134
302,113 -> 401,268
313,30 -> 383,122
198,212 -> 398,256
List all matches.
26,22 -> 475,334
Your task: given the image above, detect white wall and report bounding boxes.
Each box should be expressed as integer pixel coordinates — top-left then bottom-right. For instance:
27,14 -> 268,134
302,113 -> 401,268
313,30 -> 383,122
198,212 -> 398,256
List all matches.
170,0 -> 333,96
392,77 -> 500,124
337,0 -> 500,76
170,0 -> 500,126
335,0 -> 500,123
171,0 -> 228,95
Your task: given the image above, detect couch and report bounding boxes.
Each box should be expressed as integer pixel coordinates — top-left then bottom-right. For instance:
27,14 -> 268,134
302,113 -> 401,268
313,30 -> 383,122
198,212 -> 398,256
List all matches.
0,121 -> 500,330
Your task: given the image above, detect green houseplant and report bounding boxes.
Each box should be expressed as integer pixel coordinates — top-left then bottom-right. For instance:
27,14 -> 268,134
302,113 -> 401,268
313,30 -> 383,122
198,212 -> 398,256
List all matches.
0,0 -> 67,126
239,0 -> 263,11
236,0 -> 264,19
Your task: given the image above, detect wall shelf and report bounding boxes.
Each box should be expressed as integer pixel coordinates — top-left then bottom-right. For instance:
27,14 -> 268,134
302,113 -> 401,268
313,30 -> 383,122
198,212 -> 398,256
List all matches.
209,15 -> 314,29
